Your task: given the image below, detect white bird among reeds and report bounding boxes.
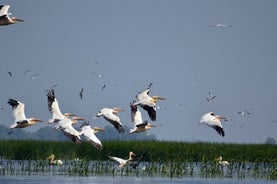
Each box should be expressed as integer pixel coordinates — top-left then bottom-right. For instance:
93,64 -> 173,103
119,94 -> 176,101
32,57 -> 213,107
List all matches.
215,156 -> 230,166
0,5 -> 24,26
108,151 -> 136,168
46,154 -> 63,166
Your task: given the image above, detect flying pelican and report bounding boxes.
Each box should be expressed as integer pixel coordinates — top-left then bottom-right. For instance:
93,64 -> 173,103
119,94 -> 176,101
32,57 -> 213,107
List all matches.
57,118 -> 83,144
108,151 -> 136,168
134,83 -> 166,121
7,99 -> 43,130
0,5 -> 24,26
46,154 -> 63,166
199,112 -> 227,137
47,89 -> 77,123
80,121 -> 104,150
129,102 -> 157,134
95,107 -> 125,133
215,156 -> 230,166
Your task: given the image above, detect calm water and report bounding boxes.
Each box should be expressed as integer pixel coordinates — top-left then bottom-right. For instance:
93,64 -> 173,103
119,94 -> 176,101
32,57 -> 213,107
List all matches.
0,175 -> 276,184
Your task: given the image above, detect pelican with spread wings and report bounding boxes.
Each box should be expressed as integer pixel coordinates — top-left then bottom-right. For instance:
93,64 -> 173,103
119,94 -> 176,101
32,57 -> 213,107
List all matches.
7,99 -> 43,132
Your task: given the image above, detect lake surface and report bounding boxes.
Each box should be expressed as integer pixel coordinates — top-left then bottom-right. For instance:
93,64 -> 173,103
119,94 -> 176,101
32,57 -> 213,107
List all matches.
0,175 -> 276,184
0,159 -> 276,183
0,175 -> 277,184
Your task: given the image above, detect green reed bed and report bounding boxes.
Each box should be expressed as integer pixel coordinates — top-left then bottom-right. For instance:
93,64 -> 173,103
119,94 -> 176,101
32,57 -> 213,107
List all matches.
0,140 -> 276,179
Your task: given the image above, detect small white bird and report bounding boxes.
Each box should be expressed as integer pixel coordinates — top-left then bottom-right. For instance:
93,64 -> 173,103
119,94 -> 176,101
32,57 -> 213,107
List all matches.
95,107 -> 125,133
134,83 -> 166,121
199,112 -> 227,137
47,89 -> 77,123
108,151 -> 136,168
7,99 -> 43,130
0,5 -> 24,26
129,102 -> 157,134
210,24 -> 232,28
215,156 -> 230,166
80,121 -> 104,150
46,154 -> 63,166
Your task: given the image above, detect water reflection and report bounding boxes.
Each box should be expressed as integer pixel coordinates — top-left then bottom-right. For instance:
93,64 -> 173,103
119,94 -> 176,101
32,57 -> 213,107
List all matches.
0,160 -> 276,181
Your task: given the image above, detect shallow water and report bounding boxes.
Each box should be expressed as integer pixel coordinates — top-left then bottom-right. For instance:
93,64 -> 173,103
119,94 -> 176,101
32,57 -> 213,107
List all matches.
0,175 -> 276,184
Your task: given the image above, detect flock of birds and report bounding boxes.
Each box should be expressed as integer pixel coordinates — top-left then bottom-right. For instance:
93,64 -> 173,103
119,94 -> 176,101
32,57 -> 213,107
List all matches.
1,4 -> 234,168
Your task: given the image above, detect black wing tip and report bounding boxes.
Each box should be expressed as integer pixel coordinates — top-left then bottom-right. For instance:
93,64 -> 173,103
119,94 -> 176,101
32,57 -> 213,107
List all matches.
47,89 -> 55,99
7,99 -> 19,107
117,126 -> 125,133
214,126 -> 225,137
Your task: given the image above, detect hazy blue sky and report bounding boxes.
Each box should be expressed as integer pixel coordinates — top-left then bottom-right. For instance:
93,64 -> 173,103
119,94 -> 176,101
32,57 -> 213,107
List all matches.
1,0 -> 276,143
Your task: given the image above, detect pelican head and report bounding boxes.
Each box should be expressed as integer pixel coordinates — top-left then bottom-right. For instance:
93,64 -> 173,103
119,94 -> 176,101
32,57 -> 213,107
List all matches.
129,151 -> 136,159
152,96 -> 166,102
215,156 -> 223,161
46,154 -> 55,161
112,107 -> 125,114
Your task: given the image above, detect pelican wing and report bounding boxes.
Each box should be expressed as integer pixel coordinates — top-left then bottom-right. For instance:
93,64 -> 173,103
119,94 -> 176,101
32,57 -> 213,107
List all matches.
0,5 -> 10,16
108,156 -> 126,165
8,99 -> 27,122
130,102 -> 143,125
47,89 -> 64,122
211,125 -> 225,137
103,116 -> 125,133
140,104 -> 156,121
80,125 -> 103,150
59,119 -> 81,144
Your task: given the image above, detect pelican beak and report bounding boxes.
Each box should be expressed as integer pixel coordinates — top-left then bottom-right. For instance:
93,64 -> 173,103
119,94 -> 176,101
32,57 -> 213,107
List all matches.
149,124 -> 158,127
215,115 -> 227,120
153,96 -> 166,101
72,117 -> 85,121
14,18 -> 24,22
34,119 -> 44,122
93,127 -> 106,132
113,107 -> 125,113
64,113 -> 77,117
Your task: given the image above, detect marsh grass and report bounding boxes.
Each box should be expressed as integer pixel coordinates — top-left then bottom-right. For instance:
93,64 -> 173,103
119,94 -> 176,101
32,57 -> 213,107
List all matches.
0,140 -> 276,179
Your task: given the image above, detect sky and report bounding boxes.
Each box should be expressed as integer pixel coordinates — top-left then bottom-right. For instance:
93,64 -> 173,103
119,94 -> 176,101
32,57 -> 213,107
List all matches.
0,0 -> 276,144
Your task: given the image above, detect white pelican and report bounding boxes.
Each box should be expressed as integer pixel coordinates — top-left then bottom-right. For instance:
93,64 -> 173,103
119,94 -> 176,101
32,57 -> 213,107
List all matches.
199,112 -> 226,137
56,117 -> 83,144
95,107 -> 125,133
215,156 -> 230,166
80,121 -> 104,150
134,83 -> 166,121
7,99 -> 43,130
129,102 -> 157,134
108,151 -> 136,168
46,154 -> 63,166
47,89 -> 77,123
0,5 -> 24,26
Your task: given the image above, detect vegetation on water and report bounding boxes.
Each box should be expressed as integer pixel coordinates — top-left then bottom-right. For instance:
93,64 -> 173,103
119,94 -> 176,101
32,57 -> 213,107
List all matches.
0,140 -> 276,162
0,140 -> 276,180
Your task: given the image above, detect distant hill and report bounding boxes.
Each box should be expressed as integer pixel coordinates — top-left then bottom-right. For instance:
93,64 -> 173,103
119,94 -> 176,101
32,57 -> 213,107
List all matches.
0,124 -> 157,141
